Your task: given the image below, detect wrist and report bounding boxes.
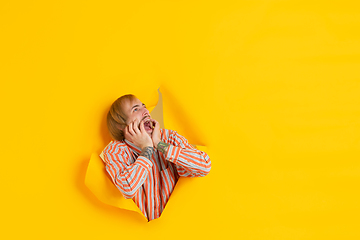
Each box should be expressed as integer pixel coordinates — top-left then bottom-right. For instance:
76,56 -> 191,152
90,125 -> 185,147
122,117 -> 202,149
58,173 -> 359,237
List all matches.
140,146 -> 154,159
140,143 -> 153,149
154,139 -> 161,149
156,141 -> 170,155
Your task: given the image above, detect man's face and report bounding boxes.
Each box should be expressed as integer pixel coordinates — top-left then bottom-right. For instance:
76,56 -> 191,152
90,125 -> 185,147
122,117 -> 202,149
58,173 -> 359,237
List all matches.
122,97 -> 154,135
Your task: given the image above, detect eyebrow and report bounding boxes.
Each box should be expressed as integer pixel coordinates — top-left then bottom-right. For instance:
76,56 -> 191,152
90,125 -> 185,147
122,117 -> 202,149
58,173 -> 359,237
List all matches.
131,103 -> 145,110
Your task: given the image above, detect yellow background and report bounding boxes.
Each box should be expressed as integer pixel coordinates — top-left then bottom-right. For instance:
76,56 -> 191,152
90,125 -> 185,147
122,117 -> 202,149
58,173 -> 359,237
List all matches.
1,0 -> 360,239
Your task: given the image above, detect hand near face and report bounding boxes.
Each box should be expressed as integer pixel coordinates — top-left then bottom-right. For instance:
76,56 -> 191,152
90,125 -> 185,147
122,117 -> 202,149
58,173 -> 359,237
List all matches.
124,119 -> 153,149
151,119 -> 161,148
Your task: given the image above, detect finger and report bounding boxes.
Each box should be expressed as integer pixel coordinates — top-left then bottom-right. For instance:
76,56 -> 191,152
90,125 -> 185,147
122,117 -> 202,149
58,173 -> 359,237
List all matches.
132,119 -> 140,134
128,121 -> 136,135
124,125 -> 133,140
139,119 -> 146,133
133,119 -> 141,134
152,119 -> 159,129
127,125 -> 133,136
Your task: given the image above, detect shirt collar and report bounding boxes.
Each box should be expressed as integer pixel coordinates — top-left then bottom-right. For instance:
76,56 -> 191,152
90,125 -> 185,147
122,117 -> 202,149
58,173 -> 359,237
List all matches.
124,139 -> 142,154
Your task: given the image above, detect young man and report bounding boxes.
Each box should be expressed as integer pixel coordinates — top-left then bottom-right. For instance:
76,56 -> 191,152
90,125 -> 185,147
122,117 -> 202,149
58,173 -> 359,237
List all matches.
102,94 -> 211,221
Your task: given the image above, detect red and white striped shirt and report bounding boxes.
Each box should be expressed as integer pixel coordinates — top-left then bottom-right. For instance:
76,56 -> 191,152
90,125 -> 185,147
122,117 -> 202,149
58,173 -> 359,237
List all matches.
101,129 -> 211,221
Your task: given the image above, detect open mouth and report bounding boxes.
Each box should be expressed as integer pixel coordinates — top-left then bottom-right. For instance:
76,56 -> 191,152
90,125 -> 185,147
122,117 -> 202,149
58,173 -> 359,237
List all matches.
143,118 -> 154,131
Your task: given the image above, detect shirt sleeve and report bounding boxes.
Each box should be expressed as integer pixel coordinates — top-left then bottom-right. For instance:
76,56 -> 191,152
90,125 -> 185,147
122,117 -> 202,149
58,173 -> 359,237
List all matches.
102,144 -> 153,199
164,130 -> 211,177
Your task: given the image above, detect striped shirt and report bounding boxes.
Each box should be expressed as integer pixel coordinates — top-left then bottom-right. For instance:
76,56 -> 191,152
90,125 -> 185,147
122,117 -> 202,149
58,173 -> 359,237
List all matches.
101,129 -> 211,221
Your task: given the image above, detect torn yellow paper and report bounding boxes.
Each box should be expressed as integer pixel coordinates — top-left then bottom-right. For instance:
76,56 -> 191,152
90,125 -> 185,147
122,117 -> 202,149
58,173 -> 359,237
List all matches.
85,89 -> 206,217
85,153 -> 143,214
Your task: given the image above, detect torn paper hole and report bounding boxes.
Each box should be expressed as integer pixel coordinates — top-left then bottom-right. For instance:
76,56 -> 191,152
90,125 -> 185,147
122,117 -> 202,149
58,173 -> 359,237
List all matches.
85,88 -> 209,220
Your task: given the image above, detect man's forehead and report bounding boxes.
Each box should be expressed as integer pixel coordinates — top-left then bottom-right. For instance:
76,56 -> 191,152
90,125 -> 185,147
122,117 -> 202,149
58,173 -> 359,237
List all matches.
123,98 -> 142,111
130,98 -> 143,107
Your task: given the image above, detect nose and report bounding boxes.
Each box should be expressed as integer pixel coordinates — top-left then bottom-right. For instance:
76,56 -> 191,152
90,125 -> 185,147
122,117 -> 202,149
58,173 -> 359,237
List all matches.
142,107 -> 149,116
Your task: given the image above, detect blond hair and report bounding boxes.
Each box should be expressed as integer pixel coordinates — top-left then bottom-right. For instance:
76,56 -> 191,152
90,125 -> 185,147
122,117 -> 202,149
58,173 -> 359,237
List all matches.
107,94 -> 137,141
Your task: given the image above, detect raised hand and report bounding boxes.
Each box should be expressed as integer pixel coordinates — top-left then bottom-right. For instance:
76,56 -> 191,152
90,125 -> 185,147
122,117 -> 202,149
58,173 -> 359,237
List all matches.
124,119 -> 153,149
150,119 -> 161,149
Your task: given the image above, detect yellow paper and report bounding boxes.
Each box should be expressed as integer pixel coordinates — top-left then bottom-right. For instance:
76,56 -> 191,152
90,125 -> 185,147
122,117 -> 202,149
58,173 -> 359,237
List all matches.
2,1 -> 360,238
